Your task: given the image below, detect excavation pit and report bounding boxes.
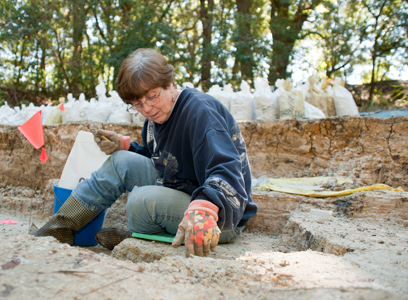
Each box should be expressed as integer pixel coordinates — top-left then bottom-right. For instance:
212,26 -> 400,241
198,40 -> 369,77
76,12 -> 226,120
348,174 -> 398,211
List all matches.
1,118 -> 408,299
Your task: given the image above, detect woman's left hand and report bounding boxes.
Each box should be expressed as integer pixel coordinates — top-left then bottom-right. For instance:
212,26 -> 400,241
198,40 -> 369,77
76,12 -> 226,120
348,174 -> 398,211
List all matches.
172,210 -> 221,257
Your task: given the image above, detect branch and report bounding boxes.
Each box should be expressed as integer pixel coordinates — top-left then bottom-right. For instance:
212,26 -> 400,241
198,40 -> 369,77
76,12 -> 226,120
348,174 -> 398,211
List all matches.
177,19 -> 199,35
300,30 -> 324,39
91,7 -> 108,44
44,30 -> 72,90
158,0 -> 175,24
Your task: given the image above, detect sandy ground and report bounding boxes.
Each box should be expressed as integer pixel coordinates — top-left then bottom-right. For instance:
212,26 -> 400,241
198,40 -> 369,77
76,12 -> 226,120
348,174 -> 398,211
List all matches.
1,191 -> 408,299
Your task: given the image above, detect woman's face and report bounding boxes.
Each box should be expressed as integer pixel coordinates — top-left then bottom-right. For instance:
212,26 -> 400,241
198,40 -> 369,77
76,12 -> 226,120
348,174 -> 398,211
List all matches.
133,84 -> 176,124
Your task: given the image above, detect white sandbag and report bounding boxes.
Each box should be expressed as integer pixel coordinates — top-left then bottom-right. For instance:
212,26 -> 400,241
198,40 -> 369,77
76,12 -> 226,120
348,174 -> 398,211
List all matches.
98,90 -> 132,123
12,103 -> 41,125
9,106 -> 22,125
87,98 -> 112,123
40,103 -> 55,124
273,79 -> 286,100
44,103 -> 63,125
67,93 -> 75,103
62,101 -> 91,124
99,88 -> 138,124
305,76 -> 328,117
107,103 -> 132,123
131,113 -> 146,126
106,90 -> 123,105
58,131 -> 109,190
304,101 -> 326,119
295,79 -> 309,100
207,84 -> 222,102
207,84 -> 232,111
0,102 -> 16,125
96,81 -> 108,102
321,78 -> 336,117
332,77 -> 359,116
62,94 -> 92,123
230,81 -> 254,121
253,77 -> 279,120
278,80 -> 305,120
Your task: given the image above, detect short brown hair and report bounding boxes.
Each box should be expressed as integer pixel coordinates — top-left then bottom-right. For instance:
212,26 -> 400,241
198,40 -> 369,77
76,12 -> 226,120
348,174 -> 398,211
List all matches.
115,48 -> 175,104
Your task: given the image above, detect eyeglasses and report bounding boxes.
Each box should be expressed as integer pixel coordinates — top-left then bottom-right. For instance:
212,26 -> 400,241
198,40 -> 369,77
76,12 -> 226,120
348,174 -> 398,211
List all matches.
127,87 -> 162,114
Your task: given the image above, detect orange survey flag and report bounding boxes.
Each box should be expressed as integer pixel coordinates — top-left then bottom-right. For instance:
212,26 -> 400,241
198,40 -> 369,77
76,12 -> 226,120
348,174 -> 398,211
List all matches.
39,147 -> 48,164
17,110 -> 44,149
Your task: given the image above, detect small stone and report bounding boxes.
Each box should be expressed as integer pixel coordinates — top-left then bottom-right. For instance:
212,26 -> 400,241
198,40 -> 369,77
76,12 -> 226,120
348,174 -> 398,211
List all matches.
22,190 -> 34,197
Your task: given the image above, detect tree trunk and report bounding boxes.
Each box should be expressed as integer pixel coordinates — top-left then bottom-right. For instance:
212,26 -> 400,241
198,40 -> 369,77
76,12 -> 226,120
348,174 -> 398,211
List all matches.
200,0 -> 214,92
366,0 -> 386,105
369,37 -> 378,105
70,1 -> 88,97
268,0 -> 321,86
15,38 -> 27,88
235,0 -> 254,85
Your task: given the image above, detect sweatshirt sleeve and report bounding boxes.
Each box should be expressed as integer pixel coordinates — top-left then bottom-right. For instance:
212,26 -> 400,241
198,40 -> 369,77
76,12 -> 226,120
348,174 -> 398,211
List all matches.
190,128 -> 249,231
127,120 -> 151,158
128,141 -> 150,157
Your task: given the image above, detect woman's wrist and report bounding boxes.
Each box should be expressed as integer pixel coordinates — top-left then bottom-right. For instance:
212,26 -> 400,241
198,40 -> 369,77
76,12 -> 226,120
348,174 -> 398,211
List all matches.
119,135 -> 130,150
186,200 -> 219,221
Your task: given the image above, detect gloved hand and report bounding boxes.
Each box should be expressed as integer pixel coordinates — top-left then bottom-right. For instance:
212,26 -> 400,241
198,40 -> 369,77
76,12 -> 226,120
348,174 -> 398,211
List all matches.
94,129 -> 121,155
172,210 -> 221,257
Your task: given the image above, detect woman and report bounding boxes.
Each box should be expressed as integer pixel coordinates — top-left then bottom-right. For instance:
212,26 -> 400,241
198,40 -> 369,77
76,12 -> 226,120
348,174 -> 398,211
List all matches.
35,48 -> 257,257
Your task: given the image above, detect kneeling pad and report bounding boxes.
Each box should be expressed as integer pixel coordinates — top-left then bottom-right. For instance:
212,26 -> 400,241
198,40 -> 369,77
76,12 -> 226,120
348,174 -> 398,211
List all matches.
132,232 -> 184,244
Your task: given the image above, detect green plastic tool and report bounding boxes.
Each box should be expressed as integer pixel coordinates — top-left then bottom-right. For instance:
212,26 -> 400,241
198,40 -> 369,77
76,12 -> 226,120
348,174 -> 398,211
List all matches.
132,232 -> 179,244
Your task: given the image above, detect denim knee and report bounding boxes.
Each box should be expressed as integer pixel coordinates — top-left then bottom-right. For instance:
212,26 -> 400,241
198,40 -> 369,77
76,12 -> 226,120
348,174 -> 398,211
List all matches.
126,187 -> 152,222
126,186 -> 190,235
109,151 -> 132,173
219,226 -> 245,244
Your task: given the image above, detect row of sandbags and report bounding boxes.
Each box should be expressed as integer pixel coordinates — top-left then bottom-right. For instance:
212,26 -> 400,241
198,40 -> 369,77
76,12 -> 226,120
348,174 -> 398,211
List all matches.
0,81 -> 146,126
208,76 -> 359,121
0,77 -> 359,126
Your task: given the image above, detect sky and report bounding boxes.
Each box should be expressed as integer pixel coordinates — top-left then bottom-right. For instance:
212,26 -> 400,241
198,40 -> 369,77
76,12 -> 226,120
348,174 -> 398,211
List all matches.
289,40 -> 408,86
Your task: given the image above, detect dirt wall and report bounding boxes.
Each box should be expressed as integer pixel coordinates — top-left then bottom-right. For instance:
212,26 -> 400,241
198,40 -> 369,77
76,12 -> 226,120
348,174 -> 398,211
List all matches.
240,116 -> 408,190
1,116 -> 408,191
0,123 -> 143,191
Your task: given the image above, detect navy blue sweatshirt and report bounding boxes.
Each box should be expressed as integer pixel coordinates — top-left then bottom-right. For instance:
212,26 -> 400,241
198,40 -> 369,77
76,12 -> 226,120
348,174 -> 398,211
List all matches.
128,88 -> 257,231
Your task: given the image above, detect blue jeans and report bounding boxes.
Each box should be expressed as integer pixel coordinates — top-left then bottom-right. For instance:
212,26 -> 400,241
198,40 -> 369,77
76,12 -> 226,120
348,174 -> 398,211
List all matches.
72,151 -> 243,244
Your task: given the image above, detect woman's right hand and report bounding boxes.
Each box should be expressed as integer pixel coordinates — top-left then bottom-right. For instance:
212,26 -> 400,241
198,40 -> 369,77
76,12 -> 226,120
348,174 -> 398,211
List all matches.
94,129 -> 121,155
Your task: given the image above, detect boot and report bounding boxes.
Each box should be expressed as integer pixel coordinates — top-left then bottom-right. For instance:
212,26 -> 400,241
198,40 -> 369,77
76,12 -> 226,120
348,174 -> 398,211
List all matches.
34,195 -> 100,246
95,228 -> 131,250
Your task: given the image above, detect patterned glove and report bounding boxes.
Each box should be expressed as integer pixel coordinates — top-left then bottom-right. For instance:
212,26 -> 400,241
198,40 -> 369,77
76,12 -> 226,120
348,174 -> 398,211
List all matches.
172,210 -> 221,257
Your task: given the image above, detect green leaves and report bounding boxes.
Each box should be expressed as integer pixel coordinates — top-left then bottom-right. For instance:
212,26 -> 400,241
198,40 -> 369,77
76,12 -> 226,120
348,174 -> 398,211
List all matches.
0,0 -> 406,102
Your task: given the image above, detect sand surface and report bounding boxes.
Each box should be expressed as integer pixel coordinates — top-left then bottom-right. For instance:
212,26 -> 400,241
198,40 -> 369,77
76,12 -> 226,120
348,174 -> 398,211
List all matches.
1,187 -> 408,300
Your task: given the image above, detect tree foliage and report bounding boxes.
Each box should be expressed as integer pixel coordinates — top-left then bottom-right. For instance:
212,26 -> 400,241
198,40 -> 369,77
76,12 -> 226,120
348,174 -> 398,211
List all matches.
311,1 -> 367,79
0,0 -> 406,102
359,0 -> 408,103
